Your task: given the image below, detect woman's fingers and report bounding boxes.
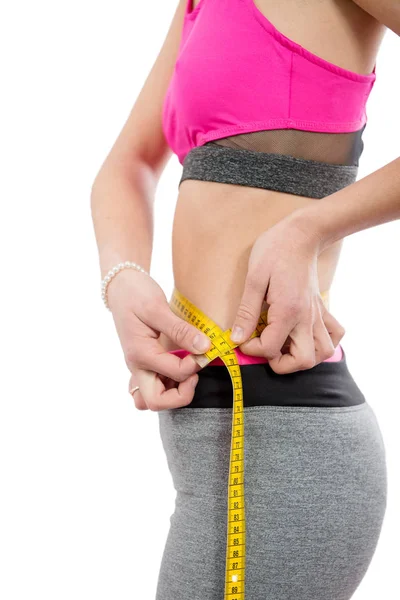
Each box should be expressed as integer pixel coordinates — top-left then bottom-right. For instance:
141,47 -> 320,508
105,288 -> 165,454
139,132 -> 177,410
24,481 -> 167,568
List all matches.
268,320 -> 316,374
237,296 -> 302,360
129,380 -> 147,410
125,337 -> 202,382
237,318 -> 294,359
238,295 -> 344,373
142,300 -> 211,355
230,274 -> 268,344
312,306 -> 336,363
129,368 -> 199,411
271,306 -> 341,373
319,301 -> 346,348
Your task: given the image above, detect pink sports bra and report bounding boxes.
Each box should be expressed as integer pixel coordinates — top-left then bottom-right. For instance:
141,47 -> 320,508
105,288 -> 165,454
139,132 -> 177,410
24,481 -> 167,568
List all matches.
162,0 -> 376,166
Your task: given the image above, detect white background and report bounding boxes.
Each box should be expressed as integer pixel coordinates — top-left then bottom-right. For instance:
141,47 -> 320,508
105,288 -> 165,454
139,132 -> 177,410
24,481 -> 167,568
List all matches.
0,1 -> 399,598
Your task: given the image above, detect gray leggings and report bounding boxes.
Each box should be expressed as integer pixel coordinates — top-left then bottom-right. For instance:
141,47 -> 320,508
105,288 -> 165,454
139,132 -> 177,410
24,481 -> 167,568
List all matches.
155,352 -> 387,599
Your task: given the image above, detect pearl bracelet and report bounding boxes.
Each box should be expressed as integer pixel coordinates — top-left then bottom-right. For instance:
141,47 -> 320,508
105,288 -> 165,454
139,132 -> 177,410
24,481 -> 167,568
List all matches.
101,261 -> 149,310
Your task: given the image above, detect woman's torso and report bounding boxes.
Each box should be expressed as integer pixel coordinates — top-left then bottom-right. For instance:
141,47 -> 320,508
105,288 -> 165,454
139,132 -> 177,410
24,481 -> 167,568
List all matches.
159,0 -> 385,352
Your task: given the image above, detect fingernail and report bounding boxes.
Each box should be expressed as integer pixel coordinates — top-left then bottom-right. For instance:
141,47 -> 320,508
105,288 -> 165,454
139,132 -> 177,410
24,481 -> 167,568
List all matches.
230,325 -> 244,343
193,334 -> 210,352
191,375 -> 199,388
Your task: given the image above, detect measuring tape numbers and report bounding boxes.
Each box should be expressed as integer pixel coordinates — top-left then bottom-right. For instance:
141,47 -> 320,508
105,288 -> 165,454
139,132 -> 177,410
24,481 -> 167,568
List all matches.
169,286 -> 329,600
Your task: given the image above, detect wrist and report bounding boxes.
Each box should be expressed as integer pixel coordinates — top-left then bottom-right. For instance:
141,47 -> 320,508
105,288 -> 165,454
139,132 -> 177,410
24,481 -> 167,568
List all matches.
100,254 -> 151,280
101,260 -> 150,311
286,203 -> 337,255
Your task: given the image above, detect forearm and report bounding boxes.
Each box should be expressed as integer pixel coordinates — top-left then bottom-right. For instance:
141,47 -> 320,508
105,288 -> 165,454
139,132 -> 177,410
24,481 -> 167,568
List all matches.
291,155 -> 400,252
90,159 -> 156,278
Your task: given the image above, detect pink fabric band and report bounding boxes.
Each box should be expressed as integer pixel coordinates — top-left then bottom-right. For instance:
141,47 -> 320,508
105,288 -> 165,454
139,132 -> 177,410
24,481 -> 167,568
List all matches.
169,343 -> 343,366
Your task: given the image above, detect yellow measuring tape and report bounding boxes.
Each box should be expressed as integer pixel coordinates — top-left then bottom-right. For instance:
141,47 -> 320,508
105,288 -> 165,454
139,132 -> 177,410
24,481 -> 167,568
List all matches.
169,286 -> 329,600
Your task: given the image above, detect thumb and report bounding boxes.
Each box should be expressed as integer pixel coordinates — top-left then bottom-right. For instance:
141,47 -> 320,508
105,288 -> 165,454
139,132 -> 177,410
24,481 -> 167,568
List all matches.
154,304 -> 212,354
230,277 -> 266,344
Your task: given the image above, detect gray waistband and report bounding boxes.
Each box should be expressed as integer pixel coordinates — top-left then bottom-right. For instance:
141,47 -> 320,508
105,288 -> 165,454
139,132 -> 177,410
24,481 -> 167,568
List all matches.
179,144 -> 358,199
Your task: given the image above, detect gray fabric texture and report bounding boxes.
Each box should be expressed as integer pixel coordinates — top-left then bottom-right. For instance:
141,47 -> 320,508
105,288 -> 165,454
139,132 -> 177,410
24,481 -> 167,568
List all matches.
179,143 -> 358,198
156,401 -> 387,600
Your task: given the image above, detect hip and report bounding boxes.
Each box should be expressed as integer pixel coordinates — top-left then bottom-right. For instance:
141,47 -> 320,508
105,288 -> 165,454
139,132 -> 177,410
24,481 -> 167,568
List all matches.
157,352 -> 387,500
156,393 -> 387,600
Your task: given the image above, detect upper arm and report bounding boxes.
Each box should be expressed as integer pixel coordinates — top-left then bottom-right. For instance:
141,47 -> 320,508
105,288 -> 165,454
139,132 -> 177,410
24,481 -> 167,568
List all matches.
99,0 -> 189,180
351,0 -> 400,35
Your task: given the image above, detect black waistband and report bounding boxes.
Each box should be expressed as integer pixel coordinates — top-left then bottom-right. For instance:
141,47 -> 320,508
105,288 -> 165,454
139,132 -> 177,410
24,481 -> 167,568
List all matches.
178,349 -> 366,409
179,144 -> 358,199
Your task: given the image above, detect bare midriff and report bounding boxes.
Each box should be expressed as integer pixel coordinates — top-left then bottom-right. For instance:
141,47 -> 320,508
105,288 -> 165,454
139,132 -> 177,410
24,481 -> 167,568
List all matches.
158,179 -> 344,353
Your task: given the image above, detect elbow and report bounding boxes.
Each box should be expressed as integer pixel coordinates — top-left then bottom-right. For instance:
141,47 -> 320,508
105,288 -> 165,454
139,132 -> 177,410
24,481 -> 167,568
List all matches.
90,154 -> 159,212
90,170 -> 106,214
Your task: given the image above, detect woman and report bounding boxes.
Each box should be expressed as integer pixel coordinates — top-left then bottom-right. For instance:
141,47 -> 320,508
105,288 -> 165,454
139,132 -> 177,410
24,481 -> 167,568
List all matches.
91,1 -> 398,598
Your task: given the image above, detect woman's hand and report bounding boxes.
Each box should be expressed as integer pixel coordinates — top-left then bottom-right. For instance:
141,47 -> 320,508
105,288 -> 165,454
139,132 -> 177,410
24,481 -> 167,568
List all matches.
107,269 -> 211,410
230,213 -> 345,374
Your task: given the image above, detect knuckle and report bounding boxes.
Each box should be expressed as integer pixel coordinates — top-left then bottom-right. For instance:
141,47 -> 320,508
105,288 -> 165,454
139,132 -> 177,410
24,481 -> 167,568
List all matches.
174,356 -> 200,381
320,346 -> 335,361
180,396 -> 193,408
236,302 -> 255,323
170,319 -> 191,345
259,330 -> 285,359
125,346 -> 139,369
134,400 -> 146,411
173,369 -> 190,383
337,324 -> 346,338
164,369 -> 184,384
268,359 -> 289,375
283,299 -> 302,318
271,364 -> 286,375
246,274 -> 263,292
260,343 -> 280,359
182,357 -> 202,380
298,356 -> 316,370
146,399 -> 160,412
